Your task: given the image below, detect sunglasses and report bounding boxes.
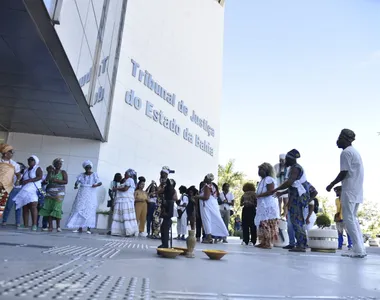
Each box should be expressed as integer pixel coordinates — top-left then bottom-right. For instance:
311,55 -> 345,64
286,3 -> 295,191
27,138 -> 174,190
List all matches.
7,150 -> 15,154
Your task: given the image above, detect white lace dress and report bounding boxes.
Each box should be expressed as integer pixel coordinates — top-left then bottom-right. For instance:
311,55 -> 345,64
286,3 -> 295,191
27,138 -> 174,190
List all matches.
254,176 -> 280,227
14,166 -> 42,209
66,172 -> 100,228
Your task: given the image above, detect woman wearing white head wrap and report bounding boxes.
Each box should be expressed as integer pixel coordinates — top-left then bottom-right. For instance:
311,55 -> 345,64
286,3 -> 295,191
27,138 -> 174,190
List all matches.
13,155 -> 43,231
66,160 -> 102,234
194,173 -> 229,243
111,169 -> 138,237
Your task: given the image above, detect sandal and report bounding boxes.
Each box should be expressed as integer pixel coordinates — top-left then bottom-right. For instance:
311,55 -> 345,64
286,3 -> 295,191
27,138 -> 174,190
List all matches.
202,239 -> 213,244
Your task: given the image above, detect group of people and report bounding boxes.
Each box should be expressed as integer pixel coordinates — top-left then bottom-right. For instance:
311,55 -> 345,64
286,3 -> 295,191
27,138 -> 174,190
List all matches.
105,167 -> 231,248
0,128 -> 367,258
238,128 -> 366,258
0,149 -> 102,233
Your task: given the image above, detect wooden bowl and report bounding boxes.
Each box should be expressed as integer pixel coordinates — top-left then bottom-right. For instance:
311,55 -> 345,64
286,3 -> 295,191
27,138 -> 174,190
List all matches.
173,247 -> 188,256
202,249 -> 227,260
156,248 -> 184,258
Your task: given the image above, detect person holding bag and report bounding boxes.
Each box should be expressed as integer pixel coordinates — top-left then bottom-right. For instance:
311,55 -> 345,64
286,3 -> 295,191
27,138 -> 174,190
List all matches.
14,155 -> 43,231
176,186 -> 189,240
106,173 -> 122,235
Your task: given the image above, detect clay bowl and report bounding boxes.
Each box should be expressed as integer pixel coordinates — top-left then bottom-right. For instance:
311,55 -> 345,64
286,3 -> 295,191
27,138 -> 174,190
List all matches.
156,248 -> 184,258
202,249 -> 227,260
173,247 -> 188,256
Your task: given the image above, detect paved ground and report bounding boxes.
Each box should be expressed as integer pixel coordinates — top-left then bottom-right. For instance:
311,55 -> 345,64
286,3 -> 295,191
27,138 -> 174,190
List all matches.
0,226 -> 379,300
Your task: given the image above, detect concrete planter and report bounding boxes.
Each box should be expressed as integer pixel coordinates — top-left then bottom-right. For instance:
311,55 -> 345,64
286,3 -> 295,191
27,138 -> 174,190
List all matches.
273,219 -> 289,248
369,238 -> 379,247
308,227 -> 338,253
96,214 -> 109,230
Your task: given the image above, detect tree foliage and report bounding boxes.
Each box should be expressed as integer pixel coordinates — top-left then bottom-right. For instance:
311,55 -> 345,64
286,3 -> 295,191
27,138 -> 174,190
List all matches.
217,159 -> 245,188
358,200 -> 380,238
218,159 -> 246,233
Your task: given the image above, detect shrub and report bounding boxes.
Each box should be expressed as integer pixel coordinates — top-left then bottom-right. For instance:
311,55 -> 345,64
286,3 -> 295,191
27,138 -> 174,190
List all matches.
316,214 -> 331,228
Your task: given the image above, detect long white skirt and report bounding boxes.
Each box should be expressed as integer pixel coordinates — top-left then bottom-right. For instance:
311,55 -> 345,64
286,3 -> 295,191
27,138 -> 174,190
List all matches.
111,196 -> 138,236
66,186 -> 97,228
199,196 -> 229,237
177,210 -> 188,236
14,183 -> 38,209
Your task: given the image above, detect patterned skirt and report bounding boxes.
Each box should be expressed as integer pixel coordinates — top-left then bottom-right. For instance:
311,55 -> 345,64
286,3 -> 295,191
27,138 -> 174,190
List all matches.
111,196 -> 138,236
258,219 -> 278,244
0,187 -> 9,218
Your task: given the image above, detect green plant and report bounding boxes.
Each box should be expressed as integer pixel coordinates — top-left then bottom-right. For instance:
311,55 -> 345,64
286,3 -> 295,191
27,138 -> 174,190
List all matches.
96,210 -> 111,215
316,214 -> 331,228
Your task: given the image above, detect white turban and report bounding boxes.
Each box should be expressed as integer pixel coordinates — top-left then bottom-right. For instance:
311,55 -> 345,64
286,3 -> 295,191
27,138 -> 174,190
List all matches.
29,155 -> 40,165
161,166 -> 170,174
279,154 -> 286,160
82,160 -> 93,169
206,173 -> 214,181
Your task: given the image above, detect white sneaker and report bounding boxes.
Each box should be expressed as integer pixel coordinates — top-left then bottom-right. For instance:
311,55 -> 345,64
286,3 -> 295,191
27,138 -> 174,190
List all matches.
57,228 -> 62,232
73,230 -> 80,233
139,232 -> 147,237
42,228 -> 49,231
241,241 -> 245,245
86,230 -> 92,234
248,242 -> 254,246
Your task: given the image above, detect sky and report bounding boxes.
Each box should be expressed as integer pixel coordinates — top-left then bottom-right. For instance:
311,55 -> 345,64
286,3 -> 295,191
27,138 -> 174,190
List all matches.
219,0 -> 380,202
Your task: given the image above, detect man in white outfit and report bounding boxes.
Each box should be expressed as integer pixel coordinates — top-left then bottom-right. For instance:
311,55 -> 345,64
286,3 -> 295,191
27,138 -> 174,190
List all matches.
326,128 -> 366,258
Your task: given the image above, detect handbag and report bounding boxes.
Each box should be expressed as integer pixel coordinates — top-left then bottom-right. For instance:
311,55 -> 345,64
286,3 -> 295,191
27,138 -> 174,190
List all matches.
33,182 -> 46,205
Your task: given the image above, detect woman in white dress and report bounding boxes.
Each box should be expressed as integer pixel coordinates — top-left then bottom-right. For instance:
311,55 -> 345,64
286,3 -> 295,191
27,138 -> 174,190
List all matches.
66,160 -> 102,234
111,169 -> 139,237
14,155 -> 43,231
255,163 -> 280,249
194,173 -> 228,244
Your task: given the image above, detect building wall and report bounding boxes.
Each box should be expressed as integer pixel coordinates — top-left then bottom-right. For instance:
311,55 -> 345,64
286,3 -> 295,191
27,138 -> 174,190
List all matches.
3,0 -> 225,225
5,132 -> 104,226
97,0 -> 225,190
53,0 -> 125,138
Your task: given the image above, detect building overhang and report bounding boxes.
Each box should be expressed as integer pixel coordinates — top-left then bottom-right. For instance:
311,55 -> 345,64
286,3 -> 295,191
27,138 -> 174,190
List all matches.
0,0 -> 103,140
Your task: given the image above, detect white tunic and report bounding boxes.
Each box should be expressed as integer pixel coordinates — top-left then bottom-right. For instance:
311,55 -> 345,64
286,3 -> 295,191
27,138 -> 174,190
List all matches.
340,146 -> 364,204
255,176 -> 280,227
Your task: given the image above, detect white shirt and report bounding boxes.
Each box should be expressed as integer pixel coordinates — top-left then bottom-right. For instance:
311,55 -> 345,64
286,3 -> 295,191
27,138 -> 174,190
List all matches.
219,191 -> 234,210
118,177 -> 135,198
178,194 -> 189,211
149,196 -> 157,204
340,146 -> 364,204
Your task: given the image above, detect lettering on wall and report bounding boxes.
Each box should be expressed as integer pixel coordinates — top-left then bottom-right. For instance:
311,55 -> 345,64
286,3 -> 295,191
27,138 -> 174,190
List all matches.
78,56 -> 109,106
125,59 -> 216,157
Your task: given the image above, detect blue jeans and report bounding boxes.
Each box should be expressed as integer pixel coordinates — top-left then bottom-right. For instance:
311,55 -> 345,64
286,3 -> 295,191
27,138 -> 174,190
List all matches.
2,188 -> 21,225
146,203 -> 156,235
287,211 -> 296,246
37,215 -> 48,228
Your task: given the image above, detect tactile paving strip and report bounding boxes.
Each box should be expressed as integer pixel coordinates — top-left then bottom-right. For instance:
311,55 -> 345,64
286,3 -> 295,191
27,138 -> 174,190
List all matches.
0,271 -> 150,299
104,241 -> 150,250
150,292 -> 379,300
43,245 -> 121,259
0,258 -> 150,300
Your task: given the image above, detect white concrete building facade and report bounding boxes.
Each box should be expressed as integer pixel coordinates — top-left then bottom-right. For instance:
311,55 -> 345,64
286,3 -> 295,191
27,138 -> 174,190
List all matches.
0,0 -> 225,226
